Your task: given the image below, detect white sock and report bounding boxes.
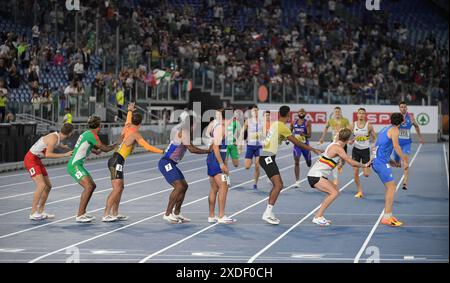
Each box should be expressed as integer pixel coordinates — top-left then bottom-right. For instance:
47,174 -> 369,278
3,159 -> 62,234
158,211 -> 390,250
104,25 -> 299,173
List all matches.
384,213 -> 392,219
265,204 -> 273,215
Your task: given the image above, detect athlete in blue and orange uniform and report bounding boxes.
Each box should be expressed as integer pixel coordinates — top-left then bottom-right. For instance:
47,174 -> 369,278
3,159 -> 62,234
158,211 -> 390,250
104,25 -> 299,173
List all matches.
372,113 -> 408,227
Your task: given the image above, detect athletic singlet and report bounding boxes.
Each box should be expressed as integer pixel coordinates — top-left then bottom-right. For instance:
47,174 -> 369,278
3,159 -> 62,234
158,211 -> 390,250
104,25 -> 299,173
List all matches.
353,121 -> 370,149
293,119 -> 308,143
308,142 -> 340,178
29,132 -> 60,158
373,126 -> 394,164
116,127 -> 138,159
399,112 -> 413,143
207,124 -> 227,163
247,117 -> 263,146
163,125 -> 188,163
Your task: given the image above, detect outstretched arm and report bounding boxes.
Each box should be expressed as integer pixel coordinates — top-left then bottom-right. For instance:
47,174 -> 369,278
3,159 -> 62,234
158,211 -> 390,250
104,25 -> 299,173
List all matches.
45,135 -> 73,158
186,144 -> 210,154
412,116 -> 424,144
136,133 -> 164,154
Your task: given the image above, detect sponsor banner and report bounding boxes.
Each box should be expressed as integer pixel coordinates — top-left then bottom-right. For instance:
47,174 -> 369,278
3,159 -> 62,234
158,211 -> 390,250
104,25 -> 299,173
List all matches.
258,104 -> 438,135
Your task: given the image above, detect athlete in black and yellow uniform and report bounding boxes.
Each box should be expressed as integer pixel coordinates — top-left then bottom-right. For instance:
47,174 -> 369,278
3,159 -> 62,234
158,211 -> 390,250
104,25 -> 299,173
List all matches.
103,102 -> 164,222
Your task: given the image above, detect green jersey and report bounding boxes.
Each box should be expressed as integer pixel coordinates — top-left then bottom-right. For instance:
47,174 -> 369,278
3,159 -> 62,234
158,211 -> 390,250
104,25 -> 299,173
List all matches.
69,130 -> 100,165
226,120 -> 241,145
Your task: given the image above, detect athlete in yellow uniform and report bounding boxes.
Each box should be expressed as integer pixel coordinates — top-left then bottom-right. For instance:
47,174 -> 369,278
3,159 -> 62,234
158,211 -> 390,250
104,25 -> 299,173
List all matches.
103,102 -> 164,222
318,106 -> 350,187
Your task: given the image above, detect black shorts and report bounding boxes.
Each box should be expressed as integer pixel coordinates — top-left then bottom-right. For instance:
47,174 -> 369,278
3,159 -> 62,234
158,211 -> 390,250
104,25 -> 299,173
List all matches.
259,155 -> 280,179
108,152 -> 125,180
352,147 -> 370,163
307,176 -> 328,188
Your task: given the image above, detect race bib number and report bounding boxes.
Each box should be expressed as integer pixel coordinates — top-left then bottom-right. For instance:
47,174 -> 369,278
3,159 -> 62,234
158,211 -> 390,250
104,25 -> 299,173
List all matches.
75,171 -> 83,179
116,164 -> 123,172
399,129 -> 410,139
165,163 -> 173,172
29,168 -> 36,176
221,174 -> 227,182
371,146 -> 378,159
265,157 -> 273,164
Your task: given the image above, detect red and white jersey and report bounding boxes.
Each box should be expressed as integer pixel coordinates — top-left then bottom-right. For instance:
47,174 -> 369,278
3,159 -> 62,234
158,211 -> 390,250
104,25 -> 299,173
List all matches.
29,132 -> 60,158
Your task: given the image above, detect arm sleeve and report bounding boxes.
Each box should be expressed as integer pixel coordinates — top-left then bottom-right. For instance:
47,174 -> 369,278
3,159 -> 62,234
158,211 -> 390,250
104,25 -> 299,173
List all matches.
136,137 -> 163,154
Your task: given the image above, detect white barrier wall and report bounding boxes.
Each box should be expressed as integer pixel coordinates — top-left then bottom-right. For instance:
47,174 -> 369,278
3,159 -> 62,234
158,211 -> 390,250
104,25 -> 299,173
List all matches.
258,104 -> 439,141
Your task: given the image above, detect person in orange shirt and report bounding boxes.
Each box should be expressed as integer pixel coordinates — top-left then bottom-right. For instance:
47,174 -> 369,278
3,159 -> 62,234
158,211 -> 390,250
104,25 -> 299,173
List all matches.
103,102 -> 164,222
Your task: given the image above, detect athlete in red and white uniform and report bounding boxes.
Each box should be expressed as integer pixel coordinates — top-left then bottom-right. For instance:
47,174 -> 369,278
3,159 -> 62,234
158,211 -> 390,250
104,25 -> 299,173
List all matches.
24,124 -> 74,220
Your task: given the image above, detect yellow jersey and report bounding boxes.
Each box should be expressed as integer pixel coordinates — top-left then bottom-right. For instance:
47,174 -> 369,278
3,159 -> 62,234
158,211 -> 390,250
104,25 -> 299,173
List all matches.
262,121 -> 292,155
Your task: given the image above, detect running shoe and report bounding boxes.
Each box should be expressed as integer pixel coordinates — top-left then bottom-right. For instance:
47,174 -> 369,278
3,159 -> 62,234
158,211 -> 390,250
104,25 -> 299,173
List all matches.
41,212 -> 55,219
312,216 -> 332,226
208,216 -> 218,223
115,214 -> 129,221
294,180 -> 302,188
354,192 -> 363,198
102,215 -> 118,222
29,212 -> 44,221
174,213 -> 191,223
163,213 -> 181,224
262,213 -> 280,225
76,214 -> 94,223
402,184 -> 408,191
217,215 -> 236,224
253,184 -> 258,190
381,216 -> 403,227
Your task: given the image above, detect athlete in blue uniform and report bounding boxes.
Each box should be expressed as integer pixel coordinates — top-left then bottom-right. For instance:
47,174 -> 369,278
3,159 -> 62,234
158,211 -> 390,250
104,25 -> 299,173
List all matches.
159,116 -> 211,223
393,102 -> 425,190
207,108 -> 236,224
372,113 -> 408,227
291,108 -> 312,188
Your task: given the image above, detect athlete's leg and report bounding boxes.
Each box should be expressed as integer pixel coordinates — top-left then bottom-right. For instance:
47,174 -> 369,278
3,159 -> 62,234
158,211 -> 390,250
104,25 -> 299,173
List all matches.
384,181 -> 396,215
214,174 -> 229,218
165,179 -> 188,216
354,166 -> 363,195
104,179 -> 123,216
294,156 -> 300,181
77,176 -> 97,216
402,154 -> 410,188
208,176 -> 219,218
173,179 -> 189,215
37,175 -> 53,214
314,178 -> 340,218
244,158 -> 252,170
268,174 -> 284,206
254,156 -> 260,186
30,174 -> 47,215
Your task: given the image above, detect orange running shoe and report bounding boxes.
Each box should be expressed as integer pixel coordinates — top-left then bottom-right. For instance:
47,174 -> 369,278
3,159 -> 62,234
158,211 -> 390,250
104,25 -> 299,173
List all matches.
354,192 -> 363,198
381,216 -> 403,227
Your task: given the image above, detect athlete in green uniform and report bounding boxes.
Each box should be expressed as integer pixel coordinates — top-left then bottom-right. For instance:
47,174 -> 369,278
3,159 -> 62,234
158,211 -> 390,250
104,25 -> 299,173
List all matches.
225,110 -> 241,168
67,116 -> 120,222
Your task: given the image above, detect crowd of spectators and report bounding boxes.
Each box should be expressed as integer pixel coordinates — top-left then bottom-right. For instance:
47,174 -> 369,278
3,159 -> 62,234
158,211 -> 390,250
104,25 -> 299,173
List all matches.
0,0 -> 448,121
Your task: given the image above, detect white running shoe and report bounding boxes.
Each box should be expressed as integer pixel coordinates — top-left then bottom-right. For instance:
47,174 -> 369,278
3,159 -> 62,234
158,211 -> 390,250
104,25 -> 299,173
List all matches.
76,214 -> 94,223
312,216 -> 331,226
163,213 -> 181,224
174,213 -> 191,223
294,180 -> 303,188
217,215 -> 236,224
102,215 -> 118,222
208,216 -> 218,223
29,212 -> 44,221
115,214 -> 129,221
84,214 -> 96,220
41,212 -> 55,219
262,213 -> 280,225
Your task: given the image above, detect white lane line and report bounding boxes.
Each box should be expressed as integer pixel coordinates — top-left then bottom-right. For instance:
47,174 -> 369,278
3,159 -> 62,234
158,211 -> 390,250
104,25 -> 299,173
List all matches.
0,156 -> 163,188
28,153 -> 306,263
353,144 -> 422,263
2,152 -> 293,239
138,157 -> 320,263
247,175 -> 361,263
0,156 -> 206,199
0,151 -> 157,179
444,143 -> 449,191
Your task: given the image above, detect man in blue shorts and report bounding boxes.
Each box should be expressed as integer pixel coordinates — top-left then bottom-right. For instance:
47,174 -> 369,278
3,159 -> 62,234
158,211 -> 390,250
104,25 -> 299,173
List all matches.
393,101 -> 425,190
372,113 -> 408,227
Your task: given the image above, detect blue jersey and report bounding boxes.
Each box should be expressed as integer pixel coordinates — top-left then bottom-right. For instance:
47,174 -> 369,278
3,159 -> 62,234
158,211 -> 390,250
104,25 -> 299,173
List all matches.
398,113 -> 413,145
207,126 -> 227,164
374,126 -> 394,164
293,119 -> 308,143
163,142 -> 187,163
